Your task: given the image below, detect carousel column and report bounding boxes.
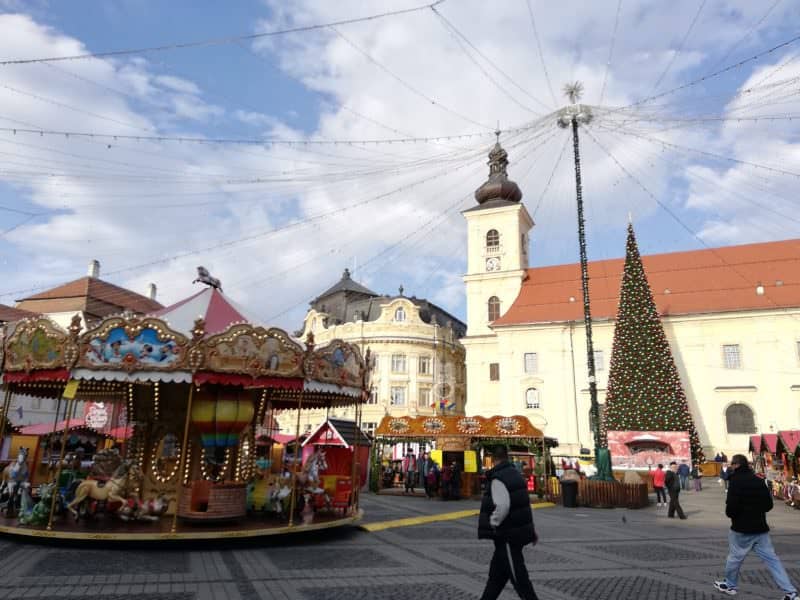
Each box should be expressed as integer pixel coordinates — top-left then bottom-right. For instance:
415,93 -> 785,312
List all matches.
287,392 -> 304,527
171,383 -> 196,534
350,400 -> 362,512
47,381 -> 79,531
0,387 -> 12,454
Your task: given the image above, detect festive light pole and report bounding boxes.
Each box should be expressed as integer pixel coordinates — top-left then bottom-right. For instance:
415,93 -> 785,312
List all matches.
557,82 -> 602,455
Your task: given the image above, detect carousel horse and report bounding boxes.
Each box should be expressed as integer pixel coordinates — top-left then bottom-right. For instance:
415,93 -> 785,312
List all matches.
296,450 -> 331,511
117,494 -> 170,522
18,482 -> 55,527
66,461 -> 141,520
0,448 -> 31,517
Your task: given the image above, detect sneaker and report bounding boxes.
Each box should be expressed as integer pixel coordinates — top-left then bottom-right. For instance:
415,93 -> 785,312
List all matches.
782,592 -> 798,600
714,581 -> 737,595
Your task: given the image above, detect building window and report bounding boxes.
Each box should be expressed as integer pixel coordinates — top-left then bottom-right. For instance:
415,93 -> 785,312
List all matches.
391,354 -> 407,373
394,306 -> 406,322
486,229 -> 499,248
489,363 -> 500,381
796,340 -> 800,363
726,404 -> 756,434
363,422 -> 377,435
594,350 -> 605,372
525,388 -> 540,409
390,386 -> 406,406
722,344 -> 742,369
418,387 -> 432,408
367,389 -> 378,404
418,356 -> 431,375
524,352 -> 538,374
488,296 -> 500,321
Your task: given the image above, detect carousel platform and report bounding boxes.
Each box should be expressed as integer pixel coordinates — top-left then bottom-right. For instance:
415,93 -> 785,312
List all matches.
0,510 -> 363,542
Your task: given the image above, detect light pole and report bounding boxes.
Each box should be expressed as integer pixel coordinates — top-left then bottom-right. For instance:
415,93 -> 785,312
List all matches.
557,82 -> 602,458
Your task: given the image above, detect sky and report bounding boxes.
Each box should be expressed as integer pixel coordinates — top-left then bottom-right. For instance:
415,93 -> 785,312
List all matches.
0,0 -> 799,330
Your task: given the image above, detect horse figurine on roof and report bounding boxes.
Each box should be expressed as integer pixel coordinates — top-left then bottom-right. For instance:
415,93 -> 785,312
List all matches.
193,266 -> 222,291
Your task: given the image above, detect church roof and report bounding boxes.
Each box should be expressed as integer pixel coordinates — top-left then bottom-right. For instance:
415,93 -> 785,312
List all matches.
17,276 -> 161,316
492,238 -> 800,326
312,268 -> 377,303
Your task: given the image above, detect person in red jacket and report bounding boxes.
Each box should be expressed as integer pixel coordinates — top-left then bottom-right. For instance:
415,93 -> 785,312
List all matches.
652,464 -> 667,508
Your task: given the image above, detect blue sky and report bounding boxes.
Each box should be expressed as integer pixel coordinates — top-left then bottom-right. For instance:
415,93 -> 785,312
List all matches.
0,0 -> 799,329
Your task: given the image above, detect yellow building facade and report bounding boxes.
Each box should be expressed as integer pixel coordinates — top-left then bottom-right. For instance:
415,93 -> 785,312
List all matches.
462,141 -> 800,458
279,271 -> 466,438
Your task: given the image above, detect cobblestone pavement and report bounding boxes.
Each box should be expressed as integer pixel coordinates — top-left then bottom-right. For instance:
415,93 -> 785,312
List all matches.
0,485 -> 798,599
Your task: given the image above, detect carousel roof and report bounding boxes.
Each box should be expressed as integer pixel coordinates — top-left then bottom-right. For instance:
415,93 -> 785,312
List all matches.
152,287 -> 262,337
19,418 -> 109,436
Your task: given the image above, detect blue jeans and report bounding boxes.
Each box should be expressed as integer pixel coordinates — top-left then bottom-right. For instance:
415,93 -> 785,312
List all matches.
724,530 -> 796,593
679,474 -> 688,490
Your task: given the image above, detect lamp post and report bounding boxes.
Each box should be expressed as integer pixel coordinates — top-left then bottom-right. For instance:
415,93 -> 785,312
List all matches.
557,82 -> 602,454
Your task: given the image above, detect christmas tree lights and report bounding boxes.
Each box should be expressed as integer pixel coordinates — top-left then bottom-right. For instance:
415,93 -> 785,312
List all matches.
602,223 -> 705,462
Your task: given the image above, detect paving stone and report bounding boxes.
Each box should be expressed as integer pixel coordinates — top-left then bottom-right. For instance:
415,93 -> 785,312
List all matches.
297,582 -> 477,600
25,550 -> 190,576
586,543 -> 718,562
540,575 -> 718,600
266,547 -> 401,571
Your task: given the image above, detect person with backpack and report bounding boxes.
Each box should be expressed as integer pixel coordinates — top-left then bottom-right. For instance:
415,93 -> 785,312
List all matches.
478,446 -> 539,600
714,455 -> 797,599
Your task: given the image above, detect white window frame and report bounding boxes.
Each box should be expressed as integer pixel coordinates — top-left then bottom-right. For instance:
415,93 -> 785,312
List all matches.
418,387 -> 432,408
486,229 -> 500,248
418,356 -> 431,375
394,306 -> 406,322
390,386 -> 406,406
391,354 -> 407,373
593,350 -> 605,372
362,422 -> 377,435
367,389 -> 378,405
722,344 -> 742,370
524,352 -> 538,374
525,388 -> 540,409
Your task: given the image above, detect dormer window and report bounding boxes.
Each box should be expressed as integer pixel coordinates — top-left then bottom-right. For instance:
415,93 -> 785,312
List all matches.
394,307 -> 406,322
486,229 -> 500,249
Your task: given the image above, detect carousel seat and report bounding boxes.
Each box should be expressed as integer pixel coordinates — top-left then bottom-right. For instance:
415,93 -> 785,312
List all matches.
331,478 -> 352,516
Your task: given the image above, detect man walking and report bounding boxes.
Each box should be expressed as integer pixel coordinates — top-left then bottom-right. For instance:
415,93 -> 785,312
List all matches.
665,461 -> 687,519
714,454 -> 797,598
678,460 -> 690,491
418,452 -> 433,499
402,451 -> 417,494
478,446 -> 539,600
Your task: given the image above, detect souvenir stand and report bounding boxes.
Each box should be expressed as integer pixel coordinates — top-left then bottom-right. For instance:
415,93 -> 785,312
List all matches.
372,415 -> 557,499
0,278 -> 371,541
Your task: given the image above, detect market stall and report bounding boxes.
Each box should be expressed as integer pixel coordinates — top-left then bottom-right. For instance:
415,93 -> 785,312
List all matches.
0,276 -> 371,541
372,415 -> 557,499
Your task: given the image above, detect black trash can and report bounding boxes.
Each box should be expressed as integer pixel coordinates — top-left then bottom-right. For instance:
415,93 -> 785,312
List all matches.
561,480 -> 578,508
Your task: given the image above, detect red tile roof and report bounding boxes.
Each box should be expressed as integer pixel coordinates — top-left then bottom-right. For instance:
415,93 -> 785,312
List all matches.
17,277 -> 161,315
493,238 -> 800,326
0,304 -> 36,323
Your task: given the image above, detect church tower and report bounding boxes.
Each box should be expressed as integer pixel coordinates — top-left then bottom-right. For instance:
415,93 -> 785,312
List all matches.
462,137 -> 534,336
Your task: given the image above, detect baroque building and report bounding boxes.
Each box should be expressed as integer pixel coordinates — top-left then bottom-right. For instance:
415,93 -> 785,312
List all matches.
279,269 -> 466,438
462,140 -> 800,457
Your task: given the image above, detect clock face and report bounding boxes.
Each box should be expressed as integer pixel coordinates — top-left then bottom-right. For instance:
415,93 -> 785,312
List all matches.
486,257 -> 501,272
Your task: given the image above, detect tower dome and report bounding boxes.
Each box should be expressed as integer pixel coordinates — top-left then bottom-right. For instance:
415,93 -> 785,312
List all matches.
474,134 -> 522,205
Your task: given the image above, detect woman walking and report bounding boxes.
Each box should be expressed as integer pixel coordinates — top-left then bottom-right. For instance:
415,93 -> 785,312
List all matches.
653,464 -> 667,508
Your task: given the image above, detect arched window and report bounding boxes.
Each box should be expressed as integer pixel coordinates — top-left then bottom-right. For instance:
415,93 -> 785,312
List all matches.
394,306 -> 406,322
486,229 -> 500,248
525,388 -> 540,409
726,404 -> 756,434
487,296 -> 500,321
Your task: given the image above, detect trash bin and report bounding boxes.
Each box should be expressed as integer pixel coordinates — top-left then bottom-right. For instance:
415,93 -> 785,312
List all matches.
561,480 -> 578,508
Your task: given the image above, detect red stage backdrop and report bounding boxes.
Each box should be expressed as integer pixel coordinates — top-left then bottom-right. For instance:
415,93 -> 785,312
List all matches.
607,431 -> 691,470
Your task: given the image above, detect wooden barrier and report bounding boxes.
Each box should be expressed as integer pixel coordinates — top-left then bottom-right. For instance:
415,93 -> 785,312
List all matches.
577,479 -> 648,509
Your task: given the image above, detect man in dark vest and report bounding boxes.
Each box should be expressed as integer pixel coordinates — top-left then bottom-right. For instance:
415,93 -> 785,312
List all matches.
714,454 -> 797,598
664,461 -> 687,519
478,445 -> 539,600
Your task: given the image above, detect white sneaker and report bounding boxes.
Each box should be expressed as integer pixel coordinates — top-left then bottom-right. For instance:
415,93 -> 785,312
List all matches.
714,581 -> 737,595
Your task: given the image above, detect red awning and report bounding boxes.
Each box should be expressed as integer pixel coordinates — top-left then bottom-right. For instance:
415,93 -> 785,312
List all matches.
4,369 -> 70,383
107,426 -> 133,440
749,435 -> 762,452
778,430 -> 800,453
193,371 -> 304,389
19,418 -> 87,436
762,433 -> 779,454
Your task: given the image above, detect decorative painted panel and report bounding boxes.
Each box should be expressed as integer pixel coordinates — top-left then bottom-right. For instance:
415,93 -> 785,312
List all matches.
200,324 -> 304,378
4,318 -> 70,372
305,339 -> 365,388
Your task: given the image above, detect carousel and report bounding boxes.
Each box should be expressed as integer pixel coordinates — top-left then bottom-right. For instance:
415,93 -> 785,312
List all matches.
0,273 -> 371,541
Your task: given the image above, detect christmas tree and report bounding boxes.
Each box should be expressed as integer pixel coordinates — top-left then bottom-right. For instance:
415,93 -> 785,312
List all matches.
602,223 -> 705,462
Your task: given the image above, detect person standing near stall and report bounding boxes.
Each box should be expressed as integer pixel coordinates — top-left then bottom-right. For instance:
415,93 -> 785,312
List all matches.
402,451 -> 417,495
653,463 -> 667,508
478,446 -> 539,600
665,461 -> 687,519
418,452 -> 434,499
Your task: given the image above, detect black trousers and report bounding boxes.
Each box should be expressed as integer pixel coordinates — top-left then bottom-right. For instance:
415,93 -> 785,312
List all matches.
480,539 -> 539,600
654,486 -> 667,503
667,489 -> 686,519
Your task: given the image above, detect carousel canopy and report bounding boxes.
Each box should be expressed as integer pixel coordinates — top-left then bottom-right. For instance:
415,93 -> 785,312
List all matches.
152,286 -> 262,337
375,414 -> 555,444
